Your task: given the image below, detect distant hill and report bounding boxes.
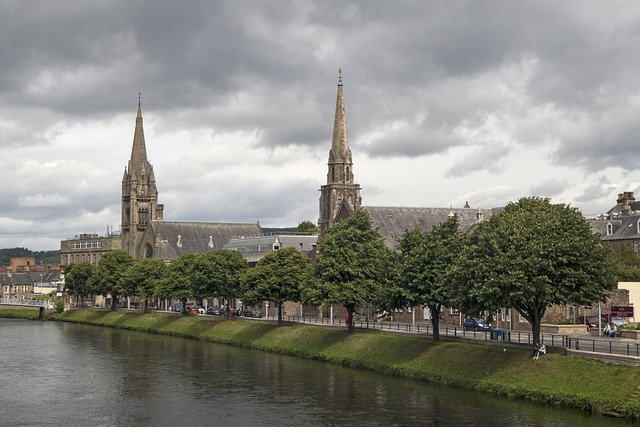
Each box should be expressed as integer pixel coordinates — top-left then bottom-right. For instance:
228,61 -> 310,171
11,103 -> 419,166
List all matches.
0,248 -> 60,266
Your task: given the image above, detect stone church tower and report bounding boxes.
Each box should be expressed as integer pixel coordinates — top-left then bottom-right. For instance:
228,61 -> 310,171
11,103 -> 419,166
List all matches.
318,69 -> 361,238
121,97 -> 164,259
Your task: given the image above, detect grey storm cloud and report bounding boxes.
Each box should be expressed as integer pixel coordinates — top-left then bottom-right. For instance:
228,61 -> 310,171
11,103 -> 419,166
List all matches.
3,0 -> 640,249
446,143 -> 513,178
528,179 -> 568,199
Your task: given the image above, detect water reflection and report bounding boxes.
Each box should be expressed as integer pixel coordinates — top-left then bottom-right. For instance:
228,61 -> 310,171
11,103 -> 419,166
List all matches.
0,319 -> 634,426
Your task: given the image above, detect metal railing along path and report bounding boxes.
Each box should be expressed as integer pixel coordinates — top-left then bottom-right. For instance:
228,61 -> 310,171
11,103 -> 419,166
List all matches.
272,315 -> 640,358
0,298 -> 48,307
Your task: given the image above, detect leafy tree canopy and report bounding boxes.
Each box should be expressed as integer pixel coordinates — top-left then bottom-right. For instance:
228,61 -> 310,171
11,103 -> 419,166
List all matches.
193,249 -> 247,305
120,258 -> 168,312
450,197 -> 616,344
160,252 -> 200,313
64,262 -> 94,302
295,220 -> 318,235
610,246 -> 640,282
396,215 -> 465,339
243,247 -> 314,324
87,250 -> 134,308
307,209 -> 394,332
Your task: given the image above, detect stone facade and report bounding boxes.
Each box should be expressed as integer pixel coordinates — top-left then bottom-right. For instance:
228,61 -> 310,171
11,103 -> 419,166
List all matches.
60,233 -> 122,266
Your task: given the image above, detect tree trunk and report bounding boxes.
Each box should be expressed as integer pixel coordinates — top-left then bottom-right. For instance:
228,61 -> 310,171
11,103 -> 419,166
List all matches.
345,303 -> 355,333
430,304 -> 440,340
277,301 -> 283,325
531,309 -> 541,345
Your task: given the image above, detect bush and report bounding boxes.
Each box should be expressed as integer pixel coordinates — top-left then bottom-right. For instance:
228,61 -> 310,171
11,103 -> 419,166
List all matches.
54,299 -> 65,314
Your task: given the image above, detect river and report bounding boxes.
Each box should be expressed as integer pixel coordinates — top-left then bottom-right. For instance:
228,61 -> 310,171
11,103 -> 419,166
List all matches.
0,319 -> 633,426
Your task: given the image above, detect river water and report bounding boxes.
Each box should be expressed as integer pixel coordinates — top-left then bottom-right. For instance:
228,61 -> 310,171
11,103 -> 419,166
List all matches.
0,319 -> 633,426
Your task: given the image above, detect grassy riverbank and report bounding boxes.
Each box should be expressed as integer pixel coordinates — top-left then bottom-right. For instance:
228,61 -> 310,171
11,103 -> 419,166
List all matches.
7,308 -> 640,419
0,308 -> 43,320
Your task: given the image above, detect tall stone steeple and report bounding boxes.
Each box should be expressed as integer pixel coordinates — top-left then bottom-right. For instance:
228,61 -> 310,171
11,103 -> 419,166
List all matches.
318,68 -> 362,238
121,95 -> 164,259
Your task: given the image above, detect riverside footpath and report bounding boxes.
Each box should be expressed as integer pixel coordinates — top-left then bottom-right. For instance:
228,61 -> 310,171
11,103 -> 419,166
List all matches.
272,314 -> 640,366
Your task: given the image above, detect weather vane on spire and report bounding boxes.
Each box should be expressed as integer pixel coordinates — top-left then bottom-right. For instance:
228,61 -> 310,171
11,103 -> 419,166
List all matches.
138,92 -> 141,104
338,66 -> 343,85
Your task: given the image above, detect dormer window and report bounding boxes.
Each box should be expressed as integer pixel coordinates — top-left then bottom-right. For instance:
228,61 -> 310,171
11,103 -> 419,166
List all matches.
637,219 -> 640,234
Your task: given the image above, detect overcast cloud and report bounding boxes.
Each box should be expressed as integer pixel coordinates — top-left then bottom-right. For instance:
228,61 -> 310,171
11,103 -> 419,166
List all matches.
2,0 -> 640,251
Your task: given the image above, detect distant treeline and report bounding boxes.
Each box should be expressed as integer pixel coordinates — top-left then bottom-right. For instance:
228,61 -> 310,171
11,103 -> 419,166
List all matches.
0,247 -> 60,266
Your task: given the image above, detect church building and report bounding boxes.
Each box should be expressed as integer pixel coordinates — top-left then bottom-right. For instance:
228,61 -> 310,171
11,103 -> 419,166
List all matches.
62,97 -> 262,265
122,98 -> 263,261
318,70 -> 501,249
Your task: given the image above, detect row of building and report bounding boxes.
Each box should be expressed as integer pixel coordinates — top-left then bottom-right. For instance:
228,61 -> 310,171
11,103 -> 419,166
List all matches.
0,257 -> 61,300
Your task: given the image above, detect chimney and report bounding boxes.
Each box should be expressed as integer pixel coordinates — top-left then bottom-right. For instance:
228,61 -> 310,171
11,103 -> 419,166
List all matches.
617,192 -> 635,216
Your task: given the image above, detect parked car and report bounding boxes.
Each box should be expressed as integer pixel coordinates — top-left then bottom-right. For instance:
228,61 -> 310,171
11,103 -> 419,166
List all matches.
197,306 -> 206,314
463,317 -> 491,331
206,306 -> 223,315
171,303 -> 183,312
186,305 -> 200,314
578,316 -> 604,329
609,316 -> 628,327
244,310 -> 262,318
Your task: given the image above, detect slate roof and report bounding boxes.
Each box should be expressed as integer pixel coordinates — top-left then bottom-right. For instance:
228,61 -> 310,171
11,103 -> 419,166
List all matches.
224,234 -> 318,264
153,239 -> 179,260
598,215 -> 640,242
27,270 -> 61,283
606,201 -> 640,216
362,206 -> 502,249
0,272 -> 33,285
149,220 -> 262,260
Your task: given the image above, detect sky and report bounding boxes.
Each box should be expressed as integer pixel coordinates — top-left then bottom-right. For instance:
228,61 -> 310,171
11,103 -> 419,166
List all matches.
3,1 -> 640,251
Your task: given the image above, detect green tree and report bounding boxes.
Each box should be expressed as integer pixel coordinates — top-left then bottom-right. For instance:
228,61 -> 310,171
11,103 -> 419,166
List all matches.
306,209 -> 393,332
120,258 -> 168,312
243,247 -> 314,324
88,251 -> 134,310
610,246 -> 640,282
450,197 -> 616,344
296,220 -> 318,235
157,252 -> 199,315
397,215 -> 464,340
193,249 -> 247,317
63,262 -> 94,306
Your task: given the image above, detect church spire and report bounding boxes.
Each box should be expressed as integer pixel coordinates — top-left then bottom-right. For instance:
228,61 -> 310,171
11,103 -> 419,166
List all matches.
318,68 -> 361,239
121,95 -> 164,260
130,93 -> 148,167
330,67 -> 350,161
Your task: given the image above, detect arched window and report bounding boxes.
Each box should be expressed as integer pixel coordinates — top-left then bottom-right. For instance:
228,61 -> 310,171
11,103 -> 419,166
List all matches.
607,223 -> 613,236
145,243 -> 154,258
